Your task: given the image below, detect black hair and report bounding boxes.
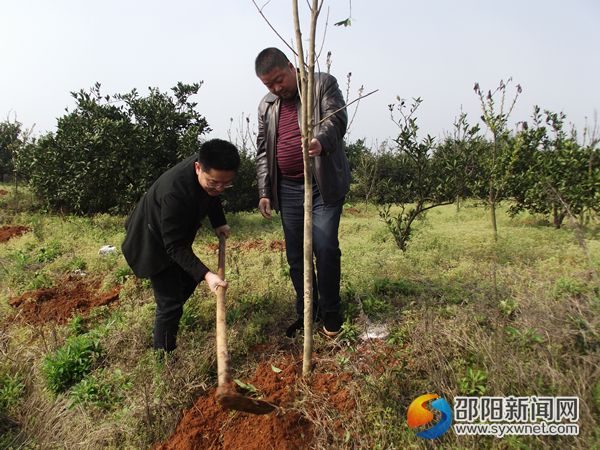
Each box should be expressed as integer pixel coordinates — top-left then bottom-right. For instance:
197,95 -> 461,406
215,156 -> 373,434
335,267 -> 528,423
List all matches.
197,139 -> 240,171
255,47 -> 290,76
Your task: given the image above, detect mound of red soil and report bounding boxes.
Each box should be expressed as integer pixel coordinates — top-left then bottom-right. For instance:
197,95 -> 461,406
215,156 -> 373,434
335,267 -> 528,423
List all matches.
0,226 -> 30,243
157,357 -> 354,450
206,239 -> 285,253
8,276 -> 120,325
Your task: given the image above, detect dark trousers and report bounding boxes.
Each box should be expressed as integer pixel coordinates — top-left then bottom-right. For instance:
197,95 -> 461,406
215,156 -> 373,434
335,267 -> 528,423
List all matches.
279,177 -> 343,318
150,264 -> 197,352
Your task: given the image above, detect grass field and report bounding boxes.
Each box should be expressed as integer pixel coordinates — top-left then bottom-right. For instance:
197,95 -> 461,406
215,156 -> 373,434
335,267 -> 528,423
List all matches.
0,183 -> 599,449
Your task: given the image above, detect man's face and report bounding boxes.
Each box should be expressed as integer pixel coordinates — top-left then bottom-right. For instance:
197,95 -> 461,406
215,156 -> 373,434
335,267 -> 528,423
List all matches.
195,162 -> 235,196
258,62 -> 298,100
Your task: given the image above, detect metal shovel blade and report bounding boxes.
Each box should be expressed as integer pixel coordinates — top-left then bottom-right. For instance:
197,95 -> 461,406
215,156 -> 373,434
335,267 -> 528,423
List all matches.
216,387 -> 276,415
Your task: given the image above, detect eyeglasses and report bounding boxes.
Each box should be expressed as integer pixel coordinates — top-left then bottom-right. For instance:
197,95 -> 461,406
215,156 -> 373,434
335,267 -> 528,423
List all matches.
205,179 -> 234,190
197,163 -> 235,190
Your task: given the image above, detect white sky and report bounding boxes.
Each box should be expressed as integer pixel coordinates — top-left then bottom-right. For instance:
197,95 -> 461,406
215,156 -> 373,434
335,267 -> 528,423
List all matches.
1,0 -> 599,146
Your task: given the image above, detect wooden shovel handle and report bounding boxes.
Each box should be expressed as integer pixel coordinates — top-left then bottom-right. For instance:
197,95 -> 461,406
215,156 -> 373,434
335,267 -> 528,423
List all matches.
215,235 -> 231,387
217,235 -> 226,279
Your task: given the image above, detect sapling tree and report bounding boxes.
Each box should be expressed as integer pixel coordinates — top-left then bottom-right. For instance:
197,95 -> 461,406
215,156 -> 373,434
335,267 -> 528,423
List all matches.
473,78 -> 521,240
291,0 -> 320,377
473,78 -> 520,300
379,98 -> 454,251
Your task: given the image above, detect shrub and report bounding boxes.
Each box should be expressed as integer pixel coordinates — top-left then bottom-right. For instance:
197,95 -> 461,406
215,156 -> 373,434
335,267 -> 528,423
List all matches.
36,240 -> 62,263
0,371 -> 25,411
42,333 -> 102,394
361,295 -> 392,319
552,276 -> 588,299
18,82 -> 210,215
69,368 -> 131,410
458,367 -> 488,396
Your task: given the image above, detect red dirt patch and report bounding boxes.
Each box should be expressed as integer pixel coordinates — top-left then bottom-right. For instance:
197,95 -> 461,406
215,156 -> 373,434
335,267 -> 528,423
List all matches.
268,240 -> 286,252
310,371 -> 355,413
0,226 -> 30,243
207,239 -> 285,253
8,275 -> 121,325
0,189 -> 8,196
157,356 -> 354,450
344,207 -> 361,216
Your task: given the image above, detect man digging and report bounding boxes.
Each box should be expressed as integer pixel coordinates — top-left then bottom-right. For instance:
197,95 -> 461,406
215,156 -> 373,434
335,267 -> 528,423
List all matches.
122,139 -> 240,353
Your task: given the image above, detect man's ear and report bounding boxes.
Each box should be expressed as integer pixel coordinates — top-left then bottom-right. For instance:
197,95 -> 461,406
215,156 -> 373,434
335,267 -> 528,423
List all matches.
194,161 -> 201,175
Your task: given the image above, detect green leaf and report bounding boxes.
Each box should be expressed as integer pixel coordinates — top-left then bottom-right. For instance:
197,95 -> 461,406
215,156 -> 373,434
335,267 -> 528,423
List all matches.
233,379 -> 258,394
334,18 -> 352,27
270,365 -> 282,373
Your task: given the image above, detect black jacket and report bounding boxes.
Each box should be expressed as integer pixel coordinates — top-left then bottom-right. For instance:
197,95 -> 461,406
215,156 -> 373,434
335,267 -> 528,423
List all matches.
122,155 -> 226,282
256,72 -> 350,210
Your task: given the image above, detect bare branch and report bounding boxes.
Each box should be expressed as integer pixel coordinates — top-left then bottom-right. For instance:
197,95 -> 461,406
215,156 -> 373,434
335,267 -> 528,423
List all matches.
347,84 -> 364,132
345,72 -> 351,104
316,89 -> 378,126
251,0 -> 298,58
316,7 -> 330,65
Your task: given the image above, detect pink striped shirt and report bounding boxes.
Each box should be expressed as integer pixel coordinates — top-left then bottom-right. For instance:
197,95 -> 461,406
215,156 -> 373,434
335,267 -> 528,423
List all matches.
276,98 -> 304,179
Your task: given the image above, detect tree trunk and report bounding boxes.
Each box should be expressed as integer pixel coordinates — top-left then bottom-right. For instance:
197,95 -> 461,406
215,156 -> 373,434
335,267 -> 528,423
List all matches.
292,0 -> 319,378
489,188 -> 497,240
552,203 -> 565,229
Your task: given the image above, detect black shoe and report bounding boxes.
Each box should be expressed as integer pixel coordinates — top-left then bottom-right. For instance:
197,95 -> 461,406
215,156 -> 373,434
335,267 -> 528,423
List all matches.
286,311 -> 321,338
323,311 -> 343,337
286,317 -> 304,338
314,307 -> 323,323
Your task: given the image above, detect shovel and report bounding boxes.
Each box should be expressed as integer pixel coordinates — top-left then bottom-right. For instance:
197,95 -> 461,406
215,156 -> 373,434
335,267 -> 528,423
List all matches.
214,235 -> 275,415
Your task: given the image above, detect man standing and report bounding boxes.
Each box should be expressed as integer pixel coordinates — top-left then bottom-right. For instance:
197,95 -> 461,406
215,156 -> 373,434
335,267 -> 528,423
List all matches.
122,139 -> 240,352
255,47 -> 349,338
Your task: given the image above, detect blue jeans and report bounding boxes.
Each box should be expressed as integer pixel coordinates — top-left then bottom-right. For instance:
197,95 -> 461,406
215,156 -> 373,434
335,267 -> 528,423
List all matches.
150,264 -> 197,352
279,177 -> 343,318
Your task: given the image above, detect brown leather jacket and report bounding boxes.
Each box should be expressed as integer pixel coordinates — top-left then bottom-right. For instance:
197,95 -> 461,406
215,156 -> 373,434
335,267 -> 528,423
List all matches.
256,72 -> 350,211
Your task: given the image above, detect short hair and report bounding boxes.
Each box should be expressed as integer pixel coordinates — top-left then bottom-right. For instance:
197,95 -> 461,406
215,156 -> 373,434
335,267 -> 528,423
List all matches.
255,47 -> 290,76
197,139 -> 240,172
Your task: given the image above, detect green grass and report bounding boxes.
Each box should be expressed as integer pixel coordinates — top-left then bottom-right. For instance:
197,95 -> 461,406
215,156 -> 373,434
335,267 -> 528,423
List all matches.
0,183 -> 599,449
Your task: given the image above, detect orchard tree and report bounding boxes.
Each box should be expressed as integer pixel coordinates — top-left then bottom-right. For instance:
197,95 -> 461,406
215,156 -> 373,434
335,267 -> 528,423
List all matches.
18,82 -> 210,215
434,111 -> 485,211
347,139 -> 386,204
0,119 -> 21,181
507,107 -> 598,228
